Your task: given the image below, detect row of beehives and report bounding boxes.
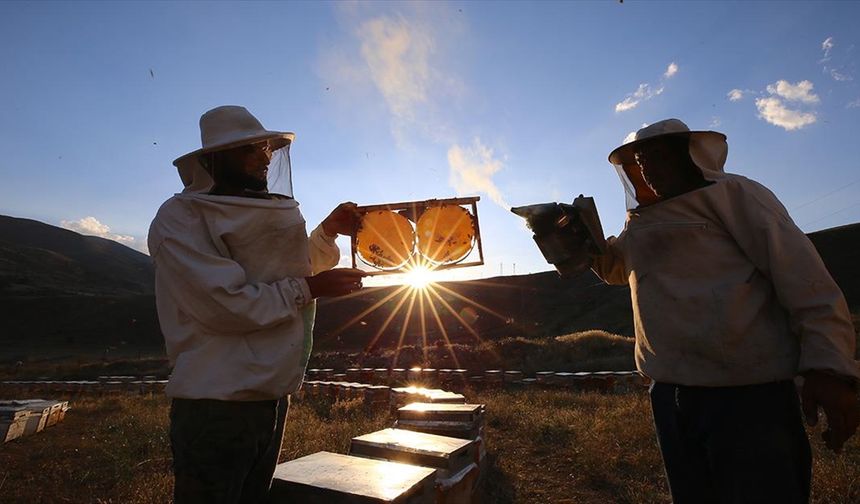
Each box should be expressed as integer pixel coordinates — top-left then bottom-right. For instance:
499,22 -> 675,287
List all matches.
0,368 -> 647,398
0,379 -> 169,396
273,385 -> 486,504
305,367 -> 649,393
0,399 -> 69,443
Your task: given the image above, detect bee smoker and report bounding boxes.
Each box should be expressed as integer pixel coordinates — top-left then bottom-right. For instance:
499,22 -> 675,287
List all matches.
511,195 -> 606,277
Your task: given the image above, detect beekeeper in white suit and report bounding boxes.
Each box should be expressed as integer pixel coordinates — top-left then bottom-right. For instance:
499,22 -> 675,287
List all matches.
592,118 -> 859,504
148,105 -> 365,503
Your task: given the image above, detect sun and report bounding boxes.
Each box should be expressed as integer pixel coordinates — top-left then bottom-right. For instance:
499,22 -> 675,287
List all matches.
403,265 -> 434,290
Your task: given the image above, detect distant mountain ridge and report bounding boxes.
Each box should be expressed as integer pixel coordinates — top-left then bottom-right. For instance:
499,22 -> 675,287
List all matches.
0,214 -> 857,355
0,215 -> 153,297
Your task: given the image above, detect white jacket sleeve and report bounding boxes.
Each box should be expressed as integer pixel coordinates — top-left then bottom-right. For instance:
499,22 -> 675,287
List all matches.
591,235 -> 629,286
153,233 -> 312,336
719,178 -> 860,381
308,224 -> 341,275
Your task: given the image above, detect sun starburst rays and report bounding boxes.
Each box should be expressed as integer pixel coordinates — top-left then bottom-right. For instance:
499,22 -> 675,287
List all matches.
423,286 -> 462,369
391,289 -> 419,369
360,283 -> 415,359
417,287 -> 429,363
430,282 -> 510,322
329,284 -> 411,339
325,250 -> 513,370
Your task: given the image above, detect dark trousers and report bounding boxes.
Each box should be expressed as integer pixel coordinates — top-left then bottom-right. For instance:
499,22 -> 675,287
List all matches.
170,396 -> 289,504
650,381 -> 811,504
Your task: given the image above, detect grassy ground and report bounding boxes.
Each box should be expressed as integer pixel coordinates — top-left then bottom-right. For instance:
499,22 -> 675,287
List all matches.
1,389 -> 858,503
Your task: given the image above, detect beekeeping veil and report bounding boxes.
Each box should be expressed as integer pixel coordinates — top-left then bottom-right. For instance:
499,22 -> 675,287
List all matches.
172,105 -> 296,197
607,119 -> 729,209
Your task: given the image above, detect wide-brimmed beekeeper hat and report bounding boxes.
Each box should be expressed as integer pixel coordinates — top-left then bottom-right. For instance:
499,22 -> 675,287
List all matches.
173,105 -> 295,170
607,118 -> 725,166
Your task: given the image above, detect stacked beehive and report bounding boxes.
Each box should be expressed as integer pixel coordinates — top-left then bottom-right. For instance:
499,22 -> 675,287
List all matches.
0,399 -> 70,443
274,378 -> 484,503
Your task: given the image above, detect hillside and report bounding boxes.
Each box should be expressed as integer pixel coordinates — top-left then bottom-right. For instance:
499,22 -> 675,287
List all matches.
313,270 -> 632,352
0,215 -> 153,297
0,215 -> 158,354
0,214 -> 858,356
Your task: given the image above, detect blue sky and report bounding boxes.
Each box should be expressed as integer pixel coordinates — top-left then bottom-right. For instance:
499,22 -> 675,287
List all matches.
2,1 -> 859,284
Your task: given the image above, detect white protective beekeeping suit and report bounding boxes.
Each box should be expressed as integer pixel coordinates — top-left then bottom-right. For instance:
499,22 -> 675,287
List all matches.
592,119 -> 859,386
148,106 -> 340,400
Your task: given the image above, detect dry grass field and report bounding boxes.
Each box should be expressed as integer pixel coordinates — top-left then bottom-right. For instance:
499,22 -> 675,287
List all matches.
1,388 -> 858,504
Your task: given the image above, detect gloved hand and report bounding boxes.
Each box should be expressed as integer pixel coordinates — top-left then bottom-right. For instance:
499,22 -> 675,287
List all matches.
801,369 -> 860,453
306,268 -> 367,298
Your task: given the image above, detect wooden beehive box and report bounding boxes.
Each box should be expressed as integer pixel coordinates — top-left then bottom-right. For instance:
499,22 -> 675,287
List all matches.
23,403 -> 51,436
398,403 -> 484,424
44,401 -> 65,427
396,403 -> 485,443
0,406 -> 30,443
270,451 -> 436,504
350,428 -> 476,479
350,429 -> 480,504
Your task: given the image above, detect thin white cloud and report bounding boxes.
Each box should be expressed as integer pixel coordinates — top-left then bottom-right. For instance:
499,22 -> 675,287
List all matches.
755,97 -> 817,131
848,98 -> 860,109
357,16 -> 433,122
61,216 -> 148,254
727,89 -> 745,101
664,62 -> 679,78
448,138 -> 509,209
822,37 -> 834,59
319,7 -> 512,209
316,7 -> 465,145
830,69 -> 853,82
614,62 -> 675,113
709,117 -> 721,128
765,80 -> 819,104
819,36 -> 855,82
615,98 -> 638,113
615,83 -> 664,113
